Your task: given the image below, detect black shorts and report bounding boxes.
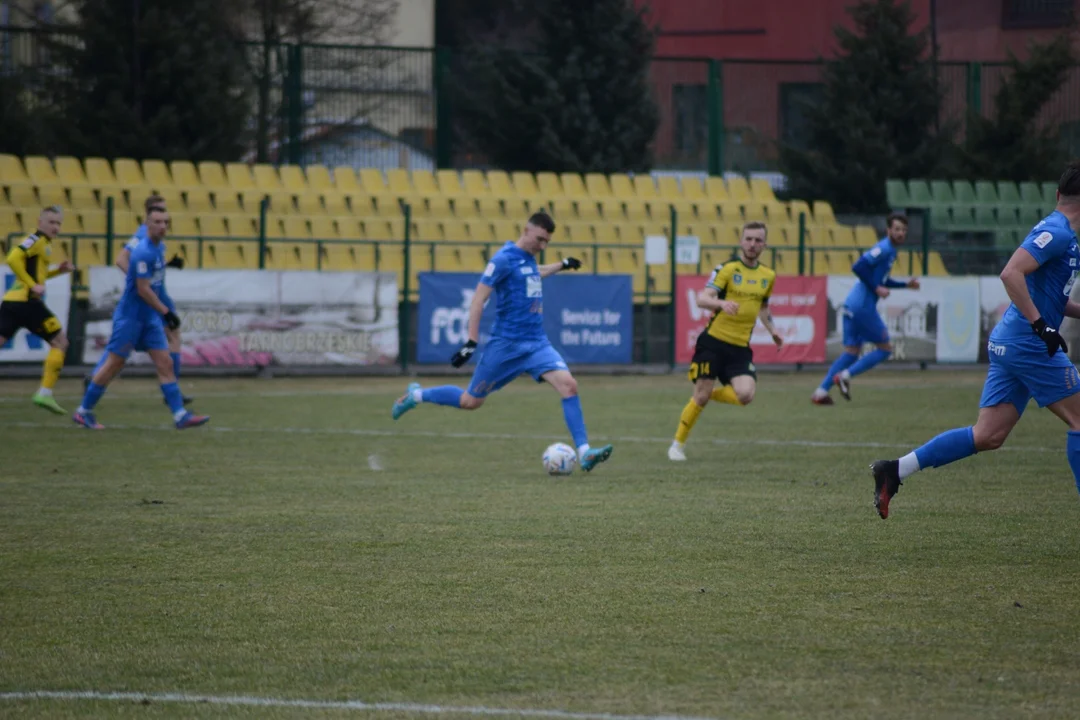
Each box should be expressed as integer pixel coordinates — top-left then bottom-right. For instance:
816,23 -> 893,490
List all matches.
688,334 -> 756,385
0,300 -> 62,342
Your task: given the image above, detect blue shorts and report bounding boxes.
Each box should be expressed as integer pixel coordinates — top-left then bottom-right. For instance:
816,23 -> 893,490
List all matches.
842,306 -> 889,347
980,339 -> 1080,415
106,315 -> 169,359
467,338 -> 568,398
159,290 -> 176,315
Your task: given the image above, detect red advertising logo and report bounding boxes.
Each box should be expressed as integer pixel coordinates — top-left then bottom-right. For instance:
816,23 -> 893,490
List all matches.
674,275 -> 827,364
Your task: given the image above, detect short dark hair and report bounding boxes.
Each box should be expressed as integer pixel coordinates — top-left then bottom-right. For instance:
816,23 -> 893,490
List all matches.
528,209 -> 556,234
1058,159 -> 1080,198
145,194 -> 165,213
886,213 -> 909,228
146,205 -> 167,218
741,221 -> 767,238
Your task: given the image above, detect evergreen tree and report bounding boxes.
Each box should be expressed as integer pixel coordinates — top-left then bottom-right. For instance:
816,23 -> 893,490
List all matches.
55,0 -> 251,161
779,0 -> 950,213
453,0 -> 660,173
952,33 -> 1075,182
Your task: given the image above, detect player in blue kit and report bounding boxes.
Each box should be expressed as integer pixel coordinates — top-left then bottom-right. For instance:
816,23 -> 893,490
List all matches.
73,207 -> 209,430
870,161 -> 1080,518
85,194 -> 191,404
812,213 -> 920,405
391,210 -> 614,472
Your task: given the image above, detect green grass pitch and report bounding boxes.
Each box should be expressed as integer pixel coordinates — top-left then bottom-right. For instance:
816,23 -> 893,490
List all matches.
1,371 -> 1079,719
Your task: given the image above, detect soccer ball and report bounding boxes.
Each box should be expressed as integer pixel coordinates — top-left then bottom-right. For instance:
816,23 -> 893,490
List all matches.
542,442 -> 577,476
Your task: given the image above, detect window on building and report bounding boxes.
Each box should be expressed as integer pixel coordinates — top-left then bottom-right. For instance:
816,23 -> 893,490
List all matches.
1002,0 -> 1075,29
673,84 -> 708,157
779,83 -> 824,152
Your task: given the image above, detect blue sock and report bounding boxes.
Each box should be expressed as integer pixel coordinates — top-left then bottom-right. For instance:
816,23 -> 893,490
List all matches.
91,352 -> 108,380
421,385 -> 464,408
561,395 -> 588,448
820,352 -> 858,391
914,427 -> 976,469
171,352 -> 181,380
1067,431 -> 1080,495
80,382 -> 106,411
161,382 -> 185,415
848,348 -> 892,378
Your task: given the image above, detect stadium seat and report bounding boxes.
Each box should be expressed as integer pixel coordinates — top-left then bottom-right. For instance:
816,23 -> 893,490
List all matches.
114,158 -> 145,187
142,159 -> 173,189
717,201 -> 742,224
237,190 -> 265,213
281,216 -> 311,240
743,201 -> 767,222
386,169 -> 414,196
486,171 -> 515,198
1042,182 -> 1058,207
37,186 -> 66,209
156,188 -> 186,211
598,198 -> 624,222
267,191 -> 296,215
0,208 -> 23,235
440,218 -> 469,242
422,195 -> 454,219
829,225 -> 855,247
25,156 -> 58,186
997,181 -> 1021,206
726,176 -> 752,202
169,161 -> 200,189
953,180 -> 976,204
8,184 -> 37,208
537,172 -> 563,198
930,180 -> 954,204
198,161 -> 228,188
305,165 -> 333,191
372,195 -> 404,218
80,211 -> 107,235
503,197 -> 532,220
224,214 -> 257,238
321,242 -> 376,272
203,241 -> 249,269
750,177 -> 777,203
907,180 -> 933,206
812,201 -> 837,225
322,191 -> 348,216
342,192 -> 372,217
1019,181 -> 1044,210
170,215 -> 199,238
226,163 -> 256,190
491,220 -> 519,242
296,193 -> 323,216
854,225 -> 878,247
182,188 -> 213,214
575,198 -> 601,222
561,173 -> 589,199
55,157 -> 89,186
462,170 -> 488,197
705,176 -> 729,201
788,199 -> 813,226
0,154 -> 30,185
609,174 -> 635,198
253,164 -> 284,191
885,179 -> 910,208
280,166 -> 308,192
466,220 -> 495,243
476,196 -> 502,219
262,216 -> 286,240
550,198 -> 578,223
592,223 -> 618,247
511,171 -> 540,198
624,200 -> 650,223
633,175 -> 658,200
437,170 -> 466,198
584,173 -> 612,198
656,175 -> 682,199
309,217 -> 339,240
452,196 -> 478,218
680,177 -> 707,202
974,181 -> 998,205
410,170 -> 440,196
335,166 -> 363,193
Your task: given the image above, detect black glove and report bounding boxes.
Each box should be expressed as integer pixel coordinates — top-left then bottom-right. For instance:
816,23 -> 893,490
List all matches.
1032,317 -> 1068,357
561,256 -> 581,271
450,339 -> 477,368
166,254 -> 185,269
163,311 -> 182,331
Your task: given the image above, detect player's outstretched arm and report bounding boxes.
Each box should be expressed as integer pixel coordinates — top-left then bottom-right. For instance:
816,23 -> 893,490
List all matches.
47,261 -> 75,278
539,257 -> 580,278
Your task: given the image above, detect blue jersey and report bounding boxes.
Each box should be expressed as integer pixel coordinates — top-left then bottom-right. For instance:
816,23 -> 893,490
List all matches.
845,238 -> 901,312
115,237 -> 167,323
125,224 -> 169,298
991,211 -> 1080,348
480,241 -> 546,342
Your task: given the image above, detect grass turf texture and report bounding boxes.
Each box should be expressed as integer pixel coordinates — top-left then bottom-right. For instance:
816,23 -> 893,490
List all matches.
1,371 -> 1079,719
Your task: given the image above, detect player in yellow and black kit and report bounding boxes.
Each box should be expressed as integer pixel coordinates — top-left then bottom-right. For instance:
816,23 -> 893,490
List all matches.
668,222 -> 784,461
0,206 -> 75,414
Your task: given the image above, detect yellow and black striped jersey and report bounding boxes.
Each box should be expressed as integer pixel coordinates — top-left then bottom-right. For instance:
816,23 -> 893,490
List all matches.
3,233 -> 53,302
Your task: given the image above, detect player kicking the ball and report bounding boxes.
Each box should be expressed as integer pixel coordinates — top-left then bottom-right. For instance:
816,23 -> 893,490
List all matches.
391,210 -> 613,472
668,222 -> 782,461
870,160 -> 1080,519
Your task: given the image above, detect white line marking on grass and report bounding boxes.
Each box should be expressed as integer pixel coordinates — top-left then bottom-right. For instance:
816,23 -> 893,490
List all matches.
5,420 -> 1059,454
0,690 -> 716,720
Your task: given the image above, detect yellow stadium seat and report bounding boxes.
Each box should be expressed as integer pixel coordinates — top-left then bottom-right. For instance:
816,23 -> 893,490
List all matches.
223,214 -> 257,238
439,218 -> 468,242
503,197 -> 532,220
596,198 -> 623,222
716,224 -> 741,245
142,159 -> 173,189
556,173 -> 584,198
537,172 -> 563,198
262,216 -> 285,240
295,193 -> 322,216
9,184 -> 37,208
37,186 -> 66,209
855,225 -> 878,247
486,171 -> 515,198
386,169 -> 413,196
610,174 -> 635,198
705,176 -> 729,201
80,211 -> 107,235
743,201 -> 767,223
226,163 -> 255,190
170,215 -> 199,238
927,251 -> 949,276
359,168 -> 392,197
550,197 -> 577,223
231,189 -> 259,213
770,249 -> 798,274
452,196 -> 478,218
309,217 -> 339,240
55,157 -> 89,186
335,166 -> 363,193
433,244 -> 468,272
196,215 -> 227,237
342,192 -> 372,216
476,196 -> 502,218
788,199 -> 813,225
281,216 -> 311,240
198,161 -> 227,188
410,169 -> 439,196
591,223 -> 618,247
664,199 -> 698,223
813,200 -> 837,226
167,239 -> 196,266
575,198 -> 601,222
830,225 -> 855,247
184,188 -> 213,214
727,176 -> 752,202
279,165 -> 307,192
0,154 -> 30,185
114,158 -> 145,187
750,177 -> 777,203
0,208 -> 22,234
764,201 -> 789,224
563,222 -> 593,244
432,170 -> 461,198
422,195 -> 454,219
491,220 -> 519,242
84,158 -> 116,188
615,222 -> 644,245
25,156 -> 58,186
112,210 -> 138,233
321,242 -> 376,272
466,220 -> 495,243
633,175 -> 658,200
656,175 -> 681,199
624,200 -> 650,223
511,172 -> 539,197
718,201 -> 742,224
322,191 -> 348,216
335,217 -> 365,241
680,176 -> 707,201
305,165 -> 332,191
411,219 -> 442,242
203,241 -> 250,269
371,195 -> 402,217
769,224 -> 796,247
268,191 -> 296,215
462,170 -> 488,197
252,164 -> 283,191
169,161 -> 200,188
584,173 -> 611,197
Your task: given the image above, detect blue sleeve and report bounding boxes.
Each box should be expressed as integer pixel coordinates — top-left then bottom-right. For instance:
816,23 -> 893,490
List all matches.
130,248 -> 155,279
479,255 -> 509,288
884,277 -> 907,289
1022,228 -> 1071,266
851,254 -> 878,289
124,235 -> 140,251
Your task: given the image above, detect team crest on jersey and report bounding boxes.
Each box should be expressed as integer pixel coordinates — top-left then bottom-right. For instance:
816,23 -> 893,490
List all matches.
732,273 -> 742,285
1034,231 -> 1053,249
761,279 -> 769,290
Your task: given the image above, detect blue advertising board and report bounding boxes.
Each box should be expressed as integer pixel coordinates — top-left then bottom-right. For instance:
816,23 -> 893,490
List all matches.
416,272 -> 632,365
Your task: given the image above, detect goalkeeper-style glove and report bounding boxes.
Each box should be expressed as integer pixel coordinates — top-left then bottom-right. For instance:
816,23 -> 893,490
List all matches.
163,311 -> 182,330
450,339 -> 478,368
561,257 -> 581,270
166,254 -> 185,269
1032,317 -> 1068,357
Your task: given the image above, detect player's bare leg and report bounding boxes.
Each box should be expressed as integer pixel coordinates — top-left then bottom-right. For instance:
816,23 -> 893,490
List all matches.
33,331 -> 69,414
870,404 -> 1020,519
543,369 -> 611,471
670,377 -> 714,461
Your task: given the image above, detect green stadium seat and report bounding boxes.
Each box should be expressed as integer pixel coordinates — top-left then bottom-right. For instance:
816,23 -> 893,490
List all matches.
1042,182 -> 1058,206
973,205 -> 996,228
974,181 -> 998,205
953,180 -> 976,203
996,181 -> 1021,205
930,180 -> 955,204
907,180 -> 932,206
885,179 -> 909,208
1017,204 -> 1042,228
1019,182 -> 1043,208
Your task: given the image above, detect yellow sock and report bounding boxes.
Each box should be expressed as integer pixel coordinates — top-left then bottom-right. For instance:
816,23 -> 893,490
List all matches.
711,385 -> 744,406
674,398 -> 705,443
41,347 -> 65,390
